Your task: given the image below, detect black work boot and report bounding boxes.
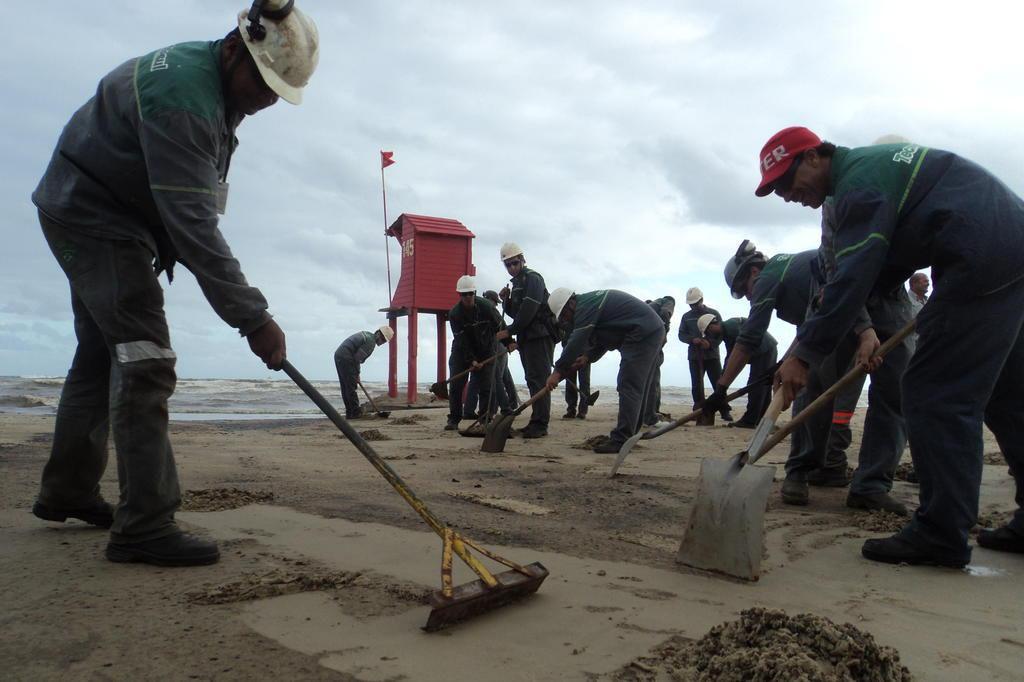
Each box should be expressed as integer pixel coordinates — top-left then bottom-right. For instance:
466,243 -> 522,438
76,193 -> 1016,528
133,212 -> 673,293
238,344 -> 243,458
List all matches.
562,407 -> 576,420
576,411 -> 587,420
33,499 -> 114,529
977,525 -> 1024,554
520,424 -> 548,439
107,531 -> 220,567
593,438 -> 622,454
861,535 -> 967,568
781,477 -> 809,506
444,418 -> 460,431
807,466 -> 851,487
847,491 -> 907,516
719,409 -> 734,422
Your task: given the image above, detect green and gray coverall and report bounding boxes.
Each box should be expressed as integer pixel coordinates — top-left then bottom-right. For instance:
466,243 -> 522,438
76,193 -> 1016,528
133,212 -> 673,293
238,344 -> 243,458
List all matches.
32,40 -> 270,542
503,266 -> 557,431
335,331 -> 379,418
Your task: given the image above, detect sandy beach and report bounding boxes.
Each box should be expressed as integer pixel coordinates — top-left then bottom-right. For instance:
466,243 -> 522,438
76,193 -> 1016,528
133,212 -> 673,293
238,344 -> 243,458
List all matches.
1,403 -> 1021,680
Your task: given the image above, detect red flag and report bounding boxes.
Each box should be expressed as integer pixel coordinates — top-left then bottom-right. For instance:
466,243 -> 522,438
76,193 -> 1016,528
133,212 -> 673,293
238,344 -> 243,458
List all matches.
381,150 -> 395,169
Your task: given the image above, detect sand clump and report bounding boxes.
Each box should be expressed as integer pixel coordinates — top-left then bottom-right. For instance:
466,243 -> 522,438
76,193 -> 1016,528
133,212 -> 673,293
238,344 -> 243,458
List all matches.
187,568 -> 361,604
851,510 -> 907,533
390,415 -> 429,425
616,608 -> 912,681
892,462 -> 916,483
182,488 -> 275,511
359,429 -> 391,441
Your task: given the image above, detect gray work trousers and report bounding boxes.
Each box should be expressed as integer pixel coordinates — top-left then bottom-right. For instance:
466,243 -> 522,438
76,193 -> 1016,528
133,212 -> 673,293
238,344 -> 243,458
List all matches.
38,212 -> 180,543
448,354 -> 493,423
334,352 -> 361,417
564,363 -> 591,415
897,279 -> 1024,562
518,335 -> 554,429
738,346 -> 778,425
610,331 -> 663,445
642,349 -> 665,425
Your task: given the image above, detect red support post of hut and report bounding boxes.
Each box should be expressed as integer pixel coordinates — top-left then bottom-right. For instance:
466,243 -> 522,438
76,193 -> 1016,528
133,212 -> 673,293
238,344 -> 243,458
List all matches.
381,214 -> 475,404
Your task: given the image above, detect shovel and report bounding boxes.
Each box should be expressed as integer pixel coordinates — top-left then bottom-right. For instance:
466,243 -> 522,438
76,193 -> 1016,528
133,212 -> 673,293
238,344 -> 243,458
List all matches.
609,366 -> 778,477
282,360 -> 548,630
676,320 -> 916,581
429,353 -> 498,400
357,379 -> 391,418
481,386 -> 551,453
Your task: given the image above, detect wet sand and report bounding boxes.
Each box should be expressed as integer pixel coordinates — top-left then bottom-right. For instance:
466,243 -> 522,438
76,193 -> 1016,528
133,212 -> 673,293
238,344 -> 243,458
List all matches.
1,405 -> 1020,680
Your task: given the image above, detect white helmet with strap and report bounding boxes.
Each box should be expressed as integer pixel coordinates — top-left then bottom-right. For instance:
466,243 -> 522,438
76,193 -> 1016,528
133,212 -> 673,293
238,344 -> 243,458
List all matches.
238,0 -> 319,105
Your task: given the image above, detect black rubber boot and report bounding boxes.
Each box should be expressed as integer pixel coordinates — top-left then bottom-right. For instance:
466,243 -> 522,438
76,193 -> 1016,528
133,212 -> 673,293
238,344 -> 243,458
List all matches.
106,531 -> 220,567
847,492 -> 907,515
33,499 -> 114,529
593,439 -> 623,454
861,535 -> 967,568
976,525 -> 1024,554
781,477 -> 809,506
562,408 -> 576,420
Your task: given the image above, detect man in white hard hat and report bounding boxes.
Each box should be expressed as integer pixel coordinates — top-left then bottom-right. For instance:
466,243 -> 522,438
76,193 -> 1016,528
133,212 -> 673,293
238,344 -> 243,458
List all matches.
545,288 -> 665,454
495,244 -> 558,438
698,313 -> 777,427
335,326 -> 394,419
29,1 -> 319,566
446,276 -> 512,430
757,125 -> 1024,566
678,287 -> 730,420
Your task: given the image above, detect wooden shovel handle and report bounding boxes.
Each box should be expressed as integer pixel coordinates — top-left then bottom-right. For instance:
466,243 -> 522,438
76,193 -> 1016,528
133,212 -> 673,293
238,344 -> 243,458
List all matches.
755,319 -> 916,458
444,353 -> 498,386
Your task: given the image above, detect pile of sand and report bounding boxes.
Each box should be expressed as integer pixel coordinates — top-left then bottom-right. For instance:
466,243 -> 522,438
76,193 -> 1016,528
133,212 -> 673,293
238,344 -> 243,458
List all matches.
851,510 -> 907,533
983,451 -> 1005,465
390,415 -> 429,425
186,568 -> 361,605
182,488 -> 275,511
618,608 -> 911,681
359,429 -> 391,441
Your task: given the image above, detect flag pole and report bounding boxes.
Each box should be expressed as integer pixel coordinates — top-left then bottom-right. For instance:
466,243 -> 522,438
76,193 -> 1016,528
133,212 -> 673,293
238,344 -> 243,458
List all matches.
381,154 -> 393,304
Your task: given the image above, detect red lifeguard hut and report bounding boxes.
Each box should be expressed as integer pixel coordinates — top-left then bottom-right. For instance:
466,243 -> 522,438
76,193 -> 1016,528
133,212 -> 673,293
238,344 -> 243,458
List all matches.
383,213 -> 475,403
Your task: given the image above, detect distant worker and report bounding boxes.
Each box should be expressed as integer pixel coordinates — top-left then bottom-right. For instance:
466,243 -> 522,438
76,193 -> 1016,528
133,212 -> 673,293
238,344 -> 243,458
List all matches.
643,296 -> 676,426
483,290 -> 519,414
335,326 -> 394,419
678,288 -> 730,420
906,272 -> 929,354
698,314 -> 777,428
546,289 -> 665,453
29,2 -> 319,567
496,244 -> 558,438
559,320 -> 591,420
447,276 -> 511,430
757,125 -> 1024,566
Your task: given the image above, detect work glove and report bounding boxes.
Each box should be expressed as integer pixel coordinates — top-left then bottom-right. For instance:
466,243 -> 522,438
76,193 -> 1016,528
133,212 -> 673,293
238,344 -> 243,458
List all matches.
700,385 -> 729,416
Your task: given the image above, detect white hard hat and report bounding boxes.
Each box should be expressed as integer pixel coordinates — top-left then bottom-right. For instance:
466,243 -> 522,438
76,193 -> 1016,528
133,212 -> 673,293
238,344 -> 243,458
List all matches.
873,134 -> 909,145
697,313 -> 717,337
455,275 -> 476,293
685,287 -> 703,305
238,1 -> 319,105
500,242 -> 524,262
548,287 -> 574,319
377,325 -> 394,342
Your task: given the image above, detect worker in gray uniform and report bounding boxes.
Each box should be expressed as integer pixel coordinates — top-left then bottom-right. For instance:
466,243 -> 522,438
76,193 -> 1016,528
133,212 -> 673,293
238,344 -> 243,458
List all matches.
496,243 -> 558,438
545,288 -> 665,454
448,276 -> 511,430
678,288 -> 730,419
760,125 -> 1024,566
29,2 -> 319,566
643,296 -> 676,426
335,326 -> 394,419
697,314 -> 777,427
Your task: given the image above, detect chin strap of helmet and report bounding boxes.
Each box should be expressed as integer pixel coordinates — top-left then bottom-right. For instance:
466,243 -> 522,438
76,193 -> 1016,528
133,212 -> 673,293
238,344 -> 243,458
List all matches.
245,0 -> 295,42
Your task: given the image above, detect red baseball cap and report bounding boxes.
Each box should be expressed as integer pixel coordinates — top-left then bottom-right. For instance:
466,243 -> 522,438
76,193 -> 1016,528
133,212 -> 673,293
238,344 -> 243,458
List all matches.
754,126 -> 822,196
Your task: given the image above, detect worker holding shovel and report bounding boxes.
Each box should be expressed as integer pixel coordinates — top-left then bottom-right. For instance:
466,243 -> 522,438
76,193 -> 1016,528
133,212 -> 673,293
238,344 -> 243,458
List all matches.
446,276 -> 512,431
758,126 -> 1024,567
335,326 -> 394,419
545,289 -> 664,454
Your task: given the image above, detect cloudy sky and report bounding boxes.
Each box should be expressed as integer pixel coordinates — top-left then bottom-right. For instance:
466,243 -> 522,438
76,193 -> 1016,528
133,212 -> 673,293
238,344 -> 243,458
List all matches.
3,1 -> 1023,390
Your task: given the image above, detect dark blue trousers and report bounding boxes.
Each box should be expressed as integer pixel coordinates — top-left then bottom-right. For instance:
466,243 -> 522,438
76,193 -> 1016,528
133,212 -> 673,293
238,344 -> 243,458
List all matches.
897,278 -> 1024,561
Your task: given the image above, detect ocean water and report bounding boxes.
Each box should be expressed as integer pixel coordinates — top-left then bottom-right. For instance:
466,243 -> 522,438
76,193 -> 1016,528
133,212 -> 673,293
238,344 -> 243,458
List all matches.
0,375 -> 868,421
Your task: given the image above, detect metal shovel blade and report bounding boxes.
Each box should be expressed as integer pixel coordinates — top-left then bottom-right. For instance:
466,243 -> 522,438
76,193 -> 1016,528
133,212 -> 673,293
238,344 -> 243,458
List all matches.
481,413 -> 515,452
609,430 -> 645,477
586,390 -> 600,406
423,562 -> 549,632
676,456 -> 776,581
429,382 -> 449,400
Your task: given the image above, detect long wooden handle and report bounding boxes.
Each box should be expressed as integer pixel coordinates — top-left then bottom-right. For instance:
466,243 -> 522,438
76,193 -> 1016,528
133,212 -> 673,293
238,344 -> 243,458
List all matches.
511,386 -> 552,417
751,319 -> 916,462
357,379 -> 382,412
444,352 -> 498,386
